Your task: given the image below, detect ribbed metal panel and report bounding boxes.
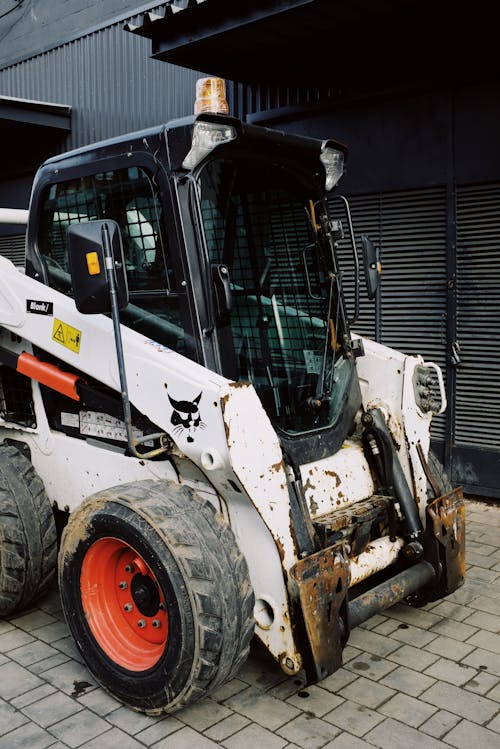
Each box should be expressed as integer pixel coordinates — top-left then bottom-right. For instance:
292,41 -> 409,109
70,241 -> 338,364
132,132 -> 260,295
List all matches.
455,182 -> 500,448
335,187 -> 447,438
0,23 -> 202,151
0,233 -> 25,266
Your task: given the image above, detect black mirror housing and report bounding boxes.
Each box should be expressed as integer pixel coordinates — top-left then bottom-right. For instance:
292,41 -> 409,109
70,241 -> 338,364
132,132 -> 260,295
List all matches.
67,220 -> 129,314
361,235 -> 380,301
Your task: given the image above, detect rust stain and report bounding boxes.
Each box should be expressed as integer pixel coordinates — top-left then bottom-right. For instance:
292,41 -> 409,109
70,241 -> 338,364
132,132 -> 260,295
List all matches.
229,380 -> 250,389
309,496 -> 319,515
303,478 -> 316,493
324,470 -> 341,488
271,459 -> 285,473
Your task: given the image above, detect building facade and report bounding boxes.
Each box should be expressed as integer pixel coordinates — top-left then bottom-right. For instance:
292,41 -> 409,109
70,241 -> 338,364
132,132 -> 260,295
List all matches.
1,0 -> 499,495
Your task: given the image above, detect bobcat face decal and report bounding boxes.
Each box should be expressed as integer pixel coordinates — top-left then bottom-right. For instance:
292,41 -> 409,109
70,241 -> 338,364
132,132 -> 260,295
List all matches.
168,392 -> 204,443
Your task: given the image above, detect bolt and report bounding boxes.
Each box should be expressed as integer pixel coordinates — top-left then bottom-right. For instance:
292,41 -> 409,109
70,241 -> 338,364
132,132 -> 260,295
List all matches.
137,619 -> 146,628
124,565 -> 132,573
119,581 -> 128,590
124,603 -> 133,612
285,657 -> 295,671
158,602 -> 166,611
152,619 -> 161,629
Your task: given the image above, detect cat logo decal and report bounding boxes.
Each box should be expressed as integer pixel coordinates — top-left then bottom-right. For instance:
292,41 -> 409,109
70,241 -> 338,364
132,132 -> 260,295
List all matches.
168,391 -> 204,443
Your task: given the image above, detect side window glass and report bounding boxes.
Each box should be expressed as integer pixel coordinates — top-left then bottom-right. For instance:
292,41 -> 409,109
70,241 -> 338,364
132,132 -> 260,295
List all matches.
38,167 -> 195,359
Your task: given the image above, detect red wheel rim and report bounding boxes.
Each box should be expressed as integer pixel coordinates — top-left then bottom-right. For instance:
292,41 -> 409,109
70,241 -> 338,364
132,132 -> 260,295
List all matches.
80,537 -> 168,671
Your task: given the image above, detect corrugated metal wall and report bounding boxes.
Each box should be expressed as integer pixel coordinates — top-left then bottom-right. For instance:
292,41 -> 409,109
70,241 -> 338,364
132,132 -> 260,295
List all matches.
336,188 -> 448,440
0,22 -> 202,151
456,182 -> 500,450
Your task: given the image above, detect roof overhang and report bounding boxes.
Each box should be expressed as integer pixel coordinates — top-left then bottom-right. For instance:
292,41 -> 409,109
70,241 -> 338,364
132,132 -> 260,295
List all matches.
126,0 -> 498,91
0,95 -> 71,132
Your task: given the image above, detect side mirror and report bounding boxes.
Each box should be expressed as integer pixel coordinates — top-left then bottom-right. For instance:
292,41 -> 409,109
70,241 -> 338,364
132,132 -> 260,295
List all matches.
67,220 -> 129,314
361,235 -> 381,300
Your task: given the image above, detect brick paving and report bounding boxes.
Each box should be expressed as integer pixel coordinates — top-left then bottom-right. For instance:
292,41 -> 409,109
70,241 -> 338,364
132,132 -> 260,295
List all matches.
1,498 -> 500,748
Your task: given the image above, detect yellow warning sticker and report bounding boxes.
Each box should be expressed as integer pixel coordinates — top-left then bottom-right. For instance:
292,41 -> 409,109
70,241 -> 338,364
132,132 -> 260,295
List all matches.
52,318 -> 82,354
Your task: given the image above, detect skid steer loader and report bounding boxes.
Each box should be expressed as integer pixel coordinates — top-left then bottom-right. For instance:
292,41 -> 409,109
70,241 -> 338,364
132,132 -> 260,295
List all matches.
0,78 -> 465,714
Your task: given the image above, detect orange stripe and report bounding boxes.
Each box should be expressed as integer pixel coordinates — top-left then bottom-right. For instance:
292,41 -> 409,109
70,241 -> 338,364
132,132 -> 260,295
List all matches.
17,352 -> 81,401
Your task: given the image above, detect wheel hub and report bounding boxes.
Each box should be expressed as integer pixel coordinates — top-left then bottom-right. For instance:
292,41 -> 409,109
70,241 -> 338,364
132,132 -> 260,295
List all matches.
131,574 -> 160,617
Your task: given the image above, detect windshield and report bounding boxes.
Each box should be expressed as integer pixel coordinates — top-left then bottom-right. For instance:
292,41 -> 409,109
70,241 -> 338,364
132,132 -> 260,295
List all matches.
197,157 -> 351,436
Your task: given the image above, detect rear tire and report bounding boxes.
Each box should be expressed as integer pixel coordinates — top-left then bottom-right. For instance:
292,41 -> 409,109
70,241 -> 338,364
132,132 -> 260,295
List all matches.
0,443 -> 57,617
58,480 -> 254,714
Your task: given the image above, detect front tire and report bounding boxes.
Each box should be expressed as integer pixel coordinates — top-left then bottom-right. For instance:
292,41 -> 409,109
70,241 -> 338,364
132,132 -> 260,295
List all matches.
58,480 -> 254,714
0,444 -> 57,617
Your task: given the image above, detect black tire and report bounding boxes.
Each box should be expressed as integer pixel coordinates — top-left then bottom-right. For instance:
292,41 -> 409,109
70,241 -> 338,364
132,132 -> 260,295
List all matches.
0,443 -> 57,617
58,480 -> 254,715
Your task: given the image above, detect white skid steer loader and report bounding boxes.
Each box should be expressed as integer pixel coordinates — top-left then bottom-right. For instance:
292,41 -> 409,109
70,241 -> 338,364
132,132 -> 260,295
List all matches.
0,78 -> 465,714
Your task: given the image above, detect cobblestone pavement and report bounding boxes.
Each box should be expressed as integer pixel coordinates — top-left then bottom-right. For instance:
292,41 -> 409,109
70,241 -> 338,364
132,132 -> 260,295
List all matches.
1,498 -> 500,748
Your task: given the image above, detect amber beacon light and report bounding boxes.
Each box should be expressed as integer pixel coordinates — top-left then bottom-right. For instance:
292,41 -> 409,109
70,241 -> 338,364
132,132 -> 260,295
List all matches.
194,77 -> 229,115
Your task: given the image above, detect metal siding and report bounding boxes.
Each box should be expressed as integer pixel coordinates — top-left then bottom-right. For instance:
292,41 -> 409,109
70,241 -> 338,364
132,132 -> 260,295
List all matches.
455,182 -> 500,449
0,24 -> 202,151
335,188 -> 448,439
0,233 -> 25,266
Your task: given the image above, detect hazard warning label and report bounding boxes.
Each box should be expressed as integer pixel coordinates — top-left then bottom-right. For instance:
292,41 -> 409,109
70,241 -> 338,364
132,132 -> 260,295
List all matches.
52,318 -> 82,354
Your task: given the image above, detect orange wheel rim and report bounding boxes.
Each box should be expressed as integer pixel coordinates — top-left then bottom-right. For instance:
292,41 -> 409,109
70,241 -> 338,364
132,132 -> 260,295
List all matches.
80,537 -> 168,671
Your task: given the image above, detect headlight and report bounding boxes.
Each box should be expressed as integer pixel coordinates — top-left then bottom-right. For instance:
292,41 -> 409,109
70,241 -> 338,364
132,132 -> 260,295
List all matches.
320,145 -> 344,191
182,121 -> 237,170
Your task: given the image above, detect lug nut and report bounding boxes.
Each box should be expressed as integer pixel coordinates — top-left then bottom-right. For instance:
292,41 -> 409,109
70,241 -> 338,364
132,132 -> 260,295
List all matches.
124,565 -> 132,573
137,619 -> 146,628
124,603 -> 133,612
158,602 -> 166,611
152,619 -> 161,629
119,581 -> 128,590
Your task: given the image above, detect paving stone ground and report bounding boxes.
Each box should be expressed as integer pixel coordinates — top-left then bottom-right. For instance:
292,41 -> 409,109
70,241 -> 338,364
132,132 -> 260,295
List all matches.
1,498 -> 500,748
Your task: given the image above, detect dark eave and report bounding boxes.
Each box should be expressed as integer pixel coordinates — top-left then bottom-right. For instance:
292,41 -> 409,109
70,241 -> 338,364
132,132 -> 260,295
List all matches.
125,0 -> 499,91
0,95 -> 71,132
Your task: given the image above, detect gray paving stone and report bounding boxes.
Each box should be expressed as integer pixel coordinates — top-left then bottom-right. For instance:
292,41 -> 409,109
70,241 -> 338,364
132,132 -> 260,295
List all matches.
423,633 -> 476,662
420,680 -> 499,724
0,628 -> 34,653
134,715 -> 184,745
346,629 -> 400,659
464,669 -> 499,695
384,623 -> 437,648
106,704 -> 162,734
29,651 -> 71,675
286,684 -> 344,717
386,643 -> 439,671
0,721 -> 56,749
8,639 -> 62,667
377,693 -> 437,728
466,565 -> 500,582
237,656 -> 288,690
225,685 -> 301,730
204,713 -> 251,741
419,709 -> 461,739
153,726 -> 219,747
0,660 -> 44,700
344,654 -> 397,682
22,691 -> 84,728
324,699 -> 384,737
49,708 -> 112,748
177,698 -> 233,731
467,594 -> 500,617
429,600 -> 472,622
32,621 -> 70,644
41,660 -> 95,696
379,665 -> 436,697
221,723 -> 287,749
371,619 -> 401,637
444,718 -> 500,749
10,683 -> 57,709
423,656 -> 477,686
427,617 -> 478,641
320,667 -> 359,694
365,717 -> 450,749
339,676 -> 395,709
462,646 -> 500,677
78,688 -> 122,718
268,676 -> 307,701
0,621 -> 14,636
384,604 -> 442,630
0,700 -> 28,735
210,678 -> 249,703
277,713 -> 341,748
322,735 -> 374,749
77,727 -> 144,749
463,609 -> 500,632
10,610 -> 57,632
468,628 -> 500,655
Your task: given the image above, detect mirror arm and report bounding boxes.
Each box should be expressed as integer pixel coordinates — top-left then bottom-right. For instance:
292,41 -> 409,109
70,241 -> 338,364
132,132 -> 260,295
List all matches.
102,224 -> 167,460
334,194 -> 359,325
